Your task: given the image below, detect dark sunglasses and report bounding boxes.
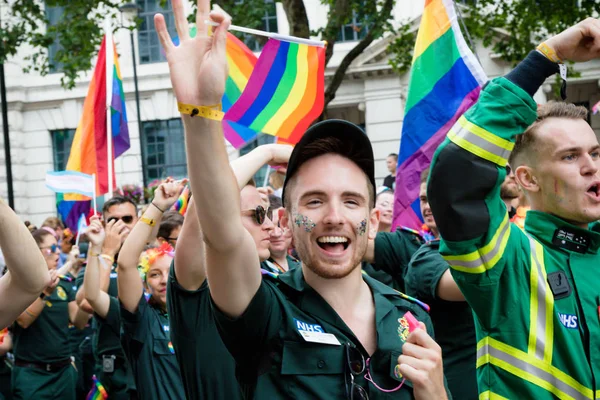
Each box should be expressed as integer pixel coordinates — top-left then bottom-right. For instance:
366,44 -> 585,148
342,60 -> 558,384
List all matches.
40,244 -> 59,254
345,344 -> 369,400
241,205 -> 273,225
107,215 -> 134,224
345,344 -> 404,399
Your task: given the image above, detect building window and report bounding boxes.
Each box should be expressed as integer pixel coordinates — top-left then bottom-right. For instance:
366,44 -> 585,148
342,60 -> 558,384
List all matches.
239,134 -> 277,185
242,0 -> 278,52
46,3 -> 65,73
142,119 -> 187,182
138,0 -> 177,64
51,129 -> 76,170
337,10 -> 368,42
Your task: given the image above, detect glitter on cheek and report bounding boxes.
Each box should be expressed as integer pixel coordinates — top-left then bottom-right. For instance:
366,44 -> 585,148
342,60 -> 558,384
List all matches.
294,214 -> 317,232
357,219 -> 367,236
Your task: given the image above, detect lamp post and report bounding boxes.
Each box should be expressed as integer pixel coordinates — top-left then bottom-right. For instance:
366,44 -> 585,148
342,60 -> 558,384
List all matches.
0,10 -> 15,210
119,2 -> 147,189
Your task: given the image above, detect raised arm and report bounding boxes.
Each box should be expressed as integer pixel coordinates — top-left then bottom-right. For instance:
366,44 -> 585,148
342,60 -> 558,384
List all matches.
15,269 -> 59,329
173,197 -> 205,290
83,216 -> 111,318
155,1 -> 263,318
230,145 -> 292,189
0,199 -> 49,328
118,179 -> 185,313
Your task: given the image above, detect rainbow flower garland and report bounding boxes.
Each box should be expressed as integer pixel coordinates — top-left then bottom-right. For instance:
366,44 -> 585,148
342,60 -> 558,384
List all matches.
138,242 -> 175,280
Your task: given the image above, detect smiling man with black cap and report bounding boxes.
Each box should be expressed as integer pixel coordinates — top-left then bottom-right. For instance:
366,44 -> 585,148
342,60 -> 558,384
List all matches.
155,1 -> 448,398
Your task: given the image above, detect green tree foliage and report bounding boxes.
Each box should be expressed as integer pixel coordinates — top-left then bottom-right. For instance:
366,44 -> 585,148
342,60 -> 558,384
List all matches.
388,0 -> 599,76
2,0 -> 399,108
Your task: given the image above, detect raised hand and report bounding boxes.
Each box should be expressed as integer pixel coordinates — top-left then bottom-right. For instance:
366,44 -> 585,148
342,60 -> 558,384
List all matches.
86,216 -> 106,248
102,219 -> 127,258
266,144 -> 293,170
153,178 -> 188,212
44,269 -> 60,296
397,322 -> 447,400
154,0 -> 231,106
545,18 -> 600,62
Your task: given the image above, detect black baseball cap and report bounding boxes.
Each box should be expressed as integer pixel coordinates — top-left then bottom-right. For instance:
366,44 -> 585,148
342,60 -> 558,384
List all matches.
281,119 -> 376,207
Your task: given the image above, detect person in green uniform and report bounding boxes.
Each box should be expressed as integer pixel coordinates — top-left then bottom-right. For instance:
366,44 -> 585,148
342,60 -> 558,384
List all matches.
75,196 -> 138,395
118,179 -> 186,400
11,229 -> 88,400
154,5 -> 448,397
168,145 -> 299,399
83,215 -> 136,399
405,168 -> 477,400
428,20 -> 600,399
0,198 -> 49,330
263,194 -> 301,274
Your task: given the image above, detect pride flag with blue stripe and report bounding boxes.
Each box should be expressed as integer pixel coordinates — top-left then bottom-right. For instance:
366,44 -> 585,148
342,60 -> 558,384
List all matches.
392,0 -> 487,230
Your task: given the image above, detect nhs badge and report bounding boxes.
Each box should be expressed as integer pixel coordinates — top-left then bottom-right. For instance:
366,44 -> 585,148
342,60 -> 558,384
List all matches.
558,313 -> 578,329
163,325 -> 170,333
294,319 -> 340,346
294,319 -> 324,333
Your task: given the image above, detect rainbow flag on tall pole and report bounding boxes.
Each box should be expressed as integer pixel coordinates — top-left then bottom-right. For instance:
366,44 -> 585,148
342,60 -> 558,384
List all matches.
59,24 -> 130,229
392,0 -> 487,230
222,38 -> 325,148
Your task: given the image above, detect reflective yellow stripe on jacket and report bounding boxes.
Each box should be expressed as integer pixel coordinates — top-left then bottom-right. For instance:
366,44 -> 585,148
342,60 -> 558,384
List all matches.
479,391 -> 509,400
447,115 -> 514,167
477,337 -> 594,400
526,235 -> 554,364
443,214 -> 511,274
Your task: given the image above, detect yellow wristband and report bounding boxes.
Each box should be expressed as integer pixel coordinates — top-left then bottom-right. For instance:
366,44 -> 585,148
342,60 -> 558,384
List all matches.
100,254 -> 115,264
140,216 -> 156,227
178,102 -> 224,121
89,251 -> 100,257
536,43 -> 562,63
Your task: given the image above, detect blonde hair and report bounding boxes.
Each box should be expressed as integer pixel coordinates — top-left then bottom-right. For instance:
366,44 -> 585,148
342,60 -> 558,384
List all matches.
510,102 -> 588,167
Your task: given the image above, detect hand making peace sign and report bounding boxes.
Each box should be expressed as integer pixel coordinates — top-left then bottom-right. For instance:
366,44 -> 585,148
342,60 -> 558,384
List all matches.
154,0 -> 231,107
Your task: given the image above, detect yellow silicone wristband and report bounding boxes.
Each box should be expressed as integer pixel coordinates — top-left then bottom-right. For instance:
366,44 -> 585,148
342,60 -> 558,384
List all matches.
140,216 -> 156,227
536,43 -> 562,63
178,103 -> 224,121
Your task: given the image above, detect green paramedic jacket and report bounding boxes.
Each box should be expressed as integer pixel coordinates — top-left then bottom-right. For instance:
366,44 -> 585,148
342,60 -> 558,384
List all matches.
428,60 -> 600,398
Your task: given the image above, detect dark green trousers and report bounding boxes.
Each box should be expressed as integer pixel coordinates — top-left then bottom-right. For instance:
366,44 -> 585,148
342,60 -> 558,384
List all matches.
11,364 -> 76,400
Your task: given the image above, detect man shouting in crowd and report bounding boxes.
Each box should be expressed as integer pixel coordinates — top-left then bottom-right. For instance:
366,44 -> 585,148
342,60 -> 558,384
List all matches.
428,18 -> 600,399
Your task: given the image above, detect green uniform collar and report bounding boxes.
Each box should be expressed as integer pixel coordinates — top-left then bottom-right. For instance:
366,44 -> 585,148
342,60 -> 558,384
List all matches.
276,266 -> 403,331
524,210 -> 600,254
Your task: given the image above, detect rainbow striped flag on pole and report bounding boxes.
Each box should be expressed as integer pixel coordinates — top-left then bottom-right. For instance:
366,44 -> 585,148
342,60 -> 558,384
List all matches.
223,39 -> 325,148
392,0 -> 487,230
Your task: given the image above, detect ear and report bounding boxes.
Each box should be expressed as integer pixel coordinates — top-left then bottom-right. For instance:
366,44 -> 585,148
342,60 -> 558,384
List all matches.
515,165 -> 540,193
280,208 -> 292,230
368,208 -> 380,240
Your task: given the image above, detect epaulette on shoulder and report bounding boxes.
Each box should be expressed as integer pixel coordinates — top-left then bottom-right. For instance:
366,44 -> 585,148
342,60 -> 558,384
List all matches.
394,290 -> 430,313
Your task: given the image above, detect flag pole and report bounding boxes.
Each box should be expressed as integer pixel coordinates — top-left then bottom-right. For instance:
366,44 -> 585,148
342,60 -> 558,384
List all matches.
92,173 -> 97,216
205,20 -> 326,47
105,20 -> 115,199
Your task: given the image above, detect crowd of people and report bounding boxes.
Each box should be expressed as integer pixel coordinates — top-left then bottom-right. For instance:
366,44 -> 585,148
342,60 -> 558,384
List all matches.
1,1 -> 600,399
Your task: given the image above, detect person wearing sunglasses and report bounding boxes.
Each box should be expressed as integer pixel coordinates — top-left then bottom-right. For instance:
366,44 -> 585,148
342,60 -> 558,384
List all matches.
157,211 -> 184,249
117,179 -> 187,400
11,228 -> 89,400
166,145 -> 287,400
74,195 -> 139,396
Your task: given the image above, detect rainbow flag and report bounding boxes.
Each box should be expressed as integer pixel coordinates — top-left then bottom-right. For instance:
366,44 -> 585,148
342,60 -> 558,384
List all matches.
223,33 -> 258,112
65,35 -> 130,198
392,0 -> 487,230
86,375 -> 108,400
223,39 -> 325,149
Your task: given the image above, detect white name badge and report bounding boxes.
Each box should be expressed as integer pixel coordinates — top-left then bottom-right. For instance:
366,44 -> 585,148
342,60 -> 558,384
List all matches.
299,330 -> 341,346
